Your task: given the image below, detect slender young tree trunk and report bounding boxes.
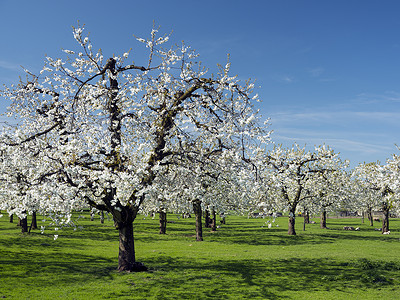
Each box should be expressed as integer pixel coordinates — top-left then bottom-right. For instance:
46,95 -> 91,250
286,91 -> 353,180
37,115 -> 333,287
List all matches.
288,208 -> 296,235
382,202 -> 390,233
100,211 -> 104,224
193,200 -> 203,241
303,208 -> 309,231
304,210 -> 310,224
320,209 -> 327,229
220,213 -> 226,224
159,211 -> 167,234
211,207 -> 217,232
367,208 -> 373,227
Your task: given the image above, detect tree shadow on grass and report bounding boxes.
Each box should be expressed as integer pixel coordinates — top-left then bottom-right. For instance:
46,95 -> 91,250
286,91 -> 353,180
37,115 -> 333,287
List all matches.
204,218 -> 400,247
205,225 -> 336,247
0,248 -> 116,288
212,229 -> 400,247
137,256 -> 400,299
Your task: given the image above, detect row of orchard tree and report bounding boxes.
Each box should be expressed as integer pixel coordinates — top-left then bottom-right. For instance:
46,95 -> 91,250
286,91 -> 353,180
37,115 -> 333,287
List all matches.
0,25 -> 399,272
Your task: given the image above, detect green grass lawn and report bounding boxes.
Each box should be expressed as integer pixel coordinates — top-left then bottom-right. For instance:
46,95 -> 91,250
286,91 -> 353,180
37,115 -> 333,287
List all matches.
1,212 -> 400,299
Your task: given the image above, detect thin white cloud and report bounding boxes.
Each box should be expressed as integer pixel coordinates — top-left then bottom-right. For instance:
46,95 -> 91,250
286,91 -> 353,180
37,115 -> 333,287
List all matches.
270,110 -> 400,126
282,76 -> 294,83
0,60 -> 22,72
356,91 -> 400,104
272,133 -> 394,164
274,134 -> 392,153
308,67 -> 324,77
272,75 -> 295,83
266,107 -> 400,166
275,127 -> 392,140
269,73 -> 296,84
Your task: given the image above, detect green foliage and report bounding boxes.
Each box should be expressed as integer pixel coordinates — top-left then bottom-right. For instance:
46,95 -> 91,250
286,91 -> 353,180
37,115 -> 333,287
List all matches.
1,213 -> 400,299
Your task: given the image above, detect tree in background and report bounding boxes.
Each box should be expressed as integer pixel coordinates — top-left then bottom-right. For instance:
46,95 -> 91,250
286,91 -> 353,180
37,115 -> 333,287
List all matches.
351,171 -> 382,226
261,144 -> 343,235
353,162 -> 395,233
311,164 -> 349,229
0,142 -> 43,233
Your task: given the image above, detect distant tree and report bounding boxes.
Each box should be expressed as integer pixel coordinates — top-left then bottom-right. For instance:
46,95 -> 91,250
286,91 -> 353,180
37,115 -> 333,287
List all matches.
311,166 -> 349,229
0,143 -> 41,233
354,162 -> 394,233
350,173 -> 381,226
262,144 -> 343,235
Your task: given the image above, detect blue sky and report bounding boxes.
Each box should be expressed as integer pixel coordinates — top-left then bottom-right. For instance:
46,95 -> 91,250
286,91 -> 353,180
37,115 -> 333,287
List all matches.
1,0 -> 400,167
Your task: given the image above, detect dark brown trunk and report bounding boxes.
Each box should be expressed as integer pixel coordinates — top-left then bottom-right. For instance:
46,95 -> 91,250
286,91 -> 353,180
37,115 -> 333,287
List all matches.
220,213 -> 226,224
367,208 -> 373,226
100,211 -> 104,224
204,209 -> 210,228
303,209 -> 309,231
9,214 -> 13,223
211,207 -> 217,232
117,221 -> 147,272
288,210 -> 296,235
320,209 -> 327,229
159,211 -> 167,234
193,200 -> 203,241
28,212 -> 37,233
382,203 -> 390,233
305,210 -> 310,224
20,215 -> 28,233
31,211 -> 37,230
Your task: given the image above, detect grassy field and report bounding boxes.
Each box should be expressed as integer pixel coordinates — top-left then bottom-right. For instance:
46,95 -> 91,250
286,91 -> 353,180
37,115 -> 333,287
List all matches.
1,212 -> 400,299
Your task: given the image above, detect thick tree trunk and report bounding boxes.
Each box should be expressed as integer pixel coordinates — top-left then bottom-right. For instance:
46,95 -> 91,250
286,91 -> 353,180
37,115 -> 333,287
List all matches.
320,209 -> 327,229
204,209 -> 211,228
9,214 -> 13,223
382,203 -> 390,233
159,211 -> 167,234
193,200 -> 203,241
30,211 -> 37,231
367,208 -> 373,227
288,209 -> 296,235
20,215 -> 28,233
117,221 -> 147,272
